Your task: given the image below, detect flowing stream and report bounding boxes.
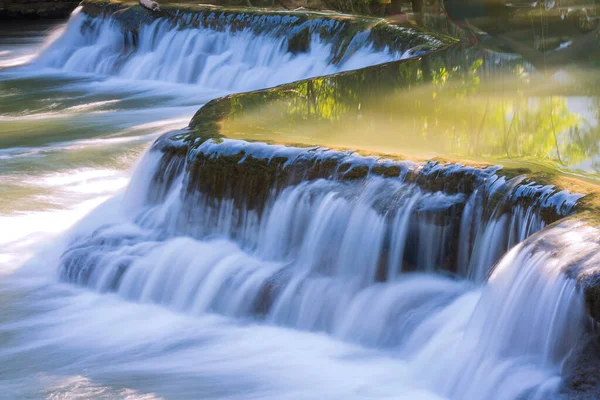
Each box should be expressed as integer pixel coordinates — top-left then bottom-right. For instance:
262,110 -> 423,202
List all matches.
0,6 -> 593,400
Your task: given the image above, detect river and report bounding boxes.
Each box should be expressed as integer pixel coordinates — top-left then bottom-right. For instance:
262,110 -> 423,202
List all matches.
0,5 -> 593,400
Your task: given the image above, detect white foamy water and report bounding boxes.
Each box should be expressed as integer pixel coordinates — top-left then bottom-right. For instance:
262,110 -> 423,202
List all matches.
34,6 -> 405,91
0,5 -> 592,400
4,143 -> 586,400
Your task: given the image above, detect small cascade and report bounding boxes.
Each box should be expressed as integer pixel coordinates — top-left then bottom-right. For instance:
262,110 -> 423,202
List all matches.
409,232 -> 588,399
58,138 -> 583,328
31,4 -> 438,92
49,136 -> 595,399
459,175 -> 583,281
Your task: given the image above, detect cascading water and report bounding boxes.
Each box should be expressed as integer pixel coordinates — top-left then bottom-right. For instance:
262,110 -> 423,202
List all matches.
57,139 -> 581,287
35,136 -> 585,399
458,175 -> 583,281
0,3 -> 598,400
34,5 -> 414,92
0,2 -> 412,267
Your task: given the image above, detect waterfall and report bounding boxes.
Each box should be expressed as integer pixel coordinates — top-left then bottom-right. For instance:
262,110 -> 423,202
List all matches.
56,138 -> 583,324
459,176 -> 582,281
407,236 -> 586,399
31,6 -> 419,92
44,137 -> 591,399
4,4 -> 597,399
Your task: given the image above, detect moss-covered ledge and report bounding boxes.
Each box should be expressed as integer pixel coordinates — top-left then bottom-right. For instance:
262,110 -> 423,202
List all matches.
156,126 -> 600,325
176,40 -> 600,215
181,99 -> 598,221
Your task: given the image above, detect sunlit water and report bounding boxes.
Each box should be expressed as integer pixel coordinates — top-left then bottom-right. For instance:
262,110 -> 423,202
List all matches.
0,7 -> 590,400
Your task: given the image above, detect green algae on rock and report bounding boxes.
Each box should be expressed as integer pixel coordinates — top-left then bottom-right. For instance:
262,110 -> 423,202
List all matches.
185,42 -> 600,183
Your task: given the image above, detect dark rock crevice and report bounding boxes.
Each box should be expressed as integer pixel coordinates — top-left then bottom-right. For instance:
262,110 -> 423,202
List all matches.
0,0 -> 79,18
563,336 -> 600,398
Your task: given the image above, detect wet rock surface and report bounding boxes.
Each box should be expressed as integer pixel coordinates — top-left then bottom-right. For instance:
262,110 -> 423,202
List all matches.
287,26 -> 310,54
564,336 -> 600,398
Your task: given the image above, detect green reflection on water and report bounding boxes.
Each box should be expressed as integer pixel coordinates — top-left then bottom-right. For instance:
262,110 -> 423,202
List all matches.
189,44 -> 600,179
